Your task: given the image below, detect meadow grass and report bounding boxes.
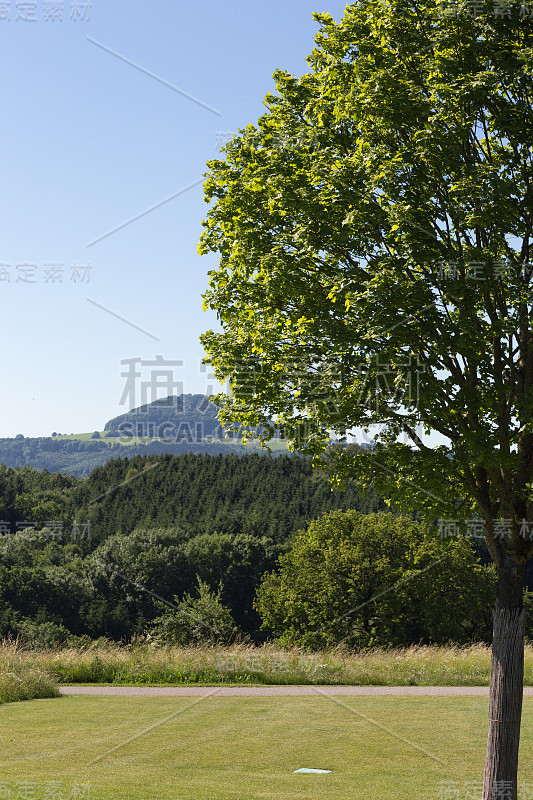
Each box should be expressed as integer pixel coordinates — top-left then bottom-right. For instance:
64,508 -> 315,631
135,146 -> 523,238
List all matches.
4,638 -> 533,686
0,646 -> 60,703
1,693 -> 533,799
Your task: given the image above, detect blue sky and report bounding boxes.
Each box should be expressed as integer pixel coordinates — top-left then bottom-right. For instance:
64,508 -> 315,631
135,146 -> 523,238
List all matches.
0,0 -> 351,437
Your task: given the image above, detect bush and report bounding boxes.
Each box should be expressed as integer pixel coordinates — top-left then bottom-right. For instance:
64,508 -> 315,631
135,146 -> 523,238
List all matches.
18,619 -> 72,649
149,577 -> 242,646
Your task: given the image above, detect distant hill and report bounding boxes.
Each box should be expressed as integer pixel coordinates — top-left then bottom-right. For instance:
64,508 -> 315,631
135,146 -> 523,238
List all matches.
0,395 -> 286,477
104,393 -> 229,440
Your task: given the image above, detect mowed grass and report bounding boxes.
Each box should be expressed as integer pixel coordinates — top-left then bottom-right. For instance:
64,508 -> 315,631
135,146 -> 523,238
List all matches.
6,639 -> 533,686
1,694 -> 533,800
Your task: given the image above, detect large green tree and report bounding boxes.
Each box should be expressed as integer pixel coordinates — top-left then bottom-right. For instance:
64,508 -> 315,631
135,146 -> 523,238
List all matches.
199,2 -> 533,796
256,510 -> 497,649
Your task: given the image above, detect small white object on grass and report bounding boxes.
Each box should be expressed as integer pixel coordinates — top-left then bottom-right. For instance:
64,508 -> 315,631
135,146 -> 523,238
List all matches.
293,768 -> 331,773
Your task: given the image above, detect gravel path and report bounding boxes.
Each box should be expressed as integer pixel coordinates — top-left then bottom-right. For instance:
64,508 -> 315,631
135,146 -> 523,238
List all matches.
59,685 -> 533,696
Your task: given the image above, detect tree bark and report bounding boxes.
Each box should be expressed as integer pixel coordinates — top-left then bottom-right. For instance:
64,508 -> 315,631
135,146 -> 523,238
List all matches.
482,559 -> 526,800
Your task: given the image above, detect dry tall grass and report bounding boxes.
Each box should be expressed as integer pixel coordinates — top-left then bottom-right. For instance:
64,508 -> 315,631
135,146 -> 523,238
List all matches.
0,644 -> 60,703
3,638 -> 533,686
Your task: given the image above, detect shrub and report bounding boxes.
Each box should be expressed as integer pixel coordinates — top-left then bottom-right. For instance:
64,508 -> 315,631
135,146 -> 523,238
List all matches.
149,577 -> 242,646
18,619 -> 72,649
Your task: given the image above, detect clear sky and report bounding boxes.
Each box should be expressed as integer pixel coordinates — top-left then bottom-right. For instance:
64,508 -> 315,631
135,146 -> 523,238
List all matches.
0,0 -> 352,437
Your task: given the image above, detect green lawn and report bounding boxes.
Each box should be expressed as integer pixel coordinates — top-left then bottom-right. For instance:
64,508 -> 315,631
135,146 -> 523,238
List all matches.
2,695 -> 533,799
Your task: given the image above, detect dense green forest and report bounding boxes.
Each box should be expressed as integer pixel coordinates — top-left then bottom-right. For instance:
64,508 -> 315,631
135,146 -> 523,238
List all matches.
0,452 -> 385,643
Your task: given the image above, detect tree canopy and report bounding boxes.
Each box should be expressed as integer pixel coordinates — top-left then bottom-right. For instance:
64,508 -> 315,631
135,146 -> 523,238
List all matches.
200,1 -> 533,562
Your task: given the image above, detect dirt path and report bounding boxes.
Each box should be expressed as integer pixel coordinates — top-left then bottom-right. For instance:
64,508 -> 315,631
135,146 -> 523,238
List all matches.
58,685 -> 533,696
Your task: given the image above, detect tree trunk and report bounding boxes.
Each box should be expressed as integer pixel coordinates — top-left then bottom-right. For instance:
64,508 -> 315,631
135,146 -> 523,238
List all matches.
482,559 -> 526,800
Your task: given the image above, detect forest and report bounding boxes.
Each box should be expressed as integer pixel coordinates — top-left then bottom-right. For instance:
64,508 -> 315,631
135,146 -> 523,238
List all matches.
1,450 -> 526,648
0,451 -> 385,643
